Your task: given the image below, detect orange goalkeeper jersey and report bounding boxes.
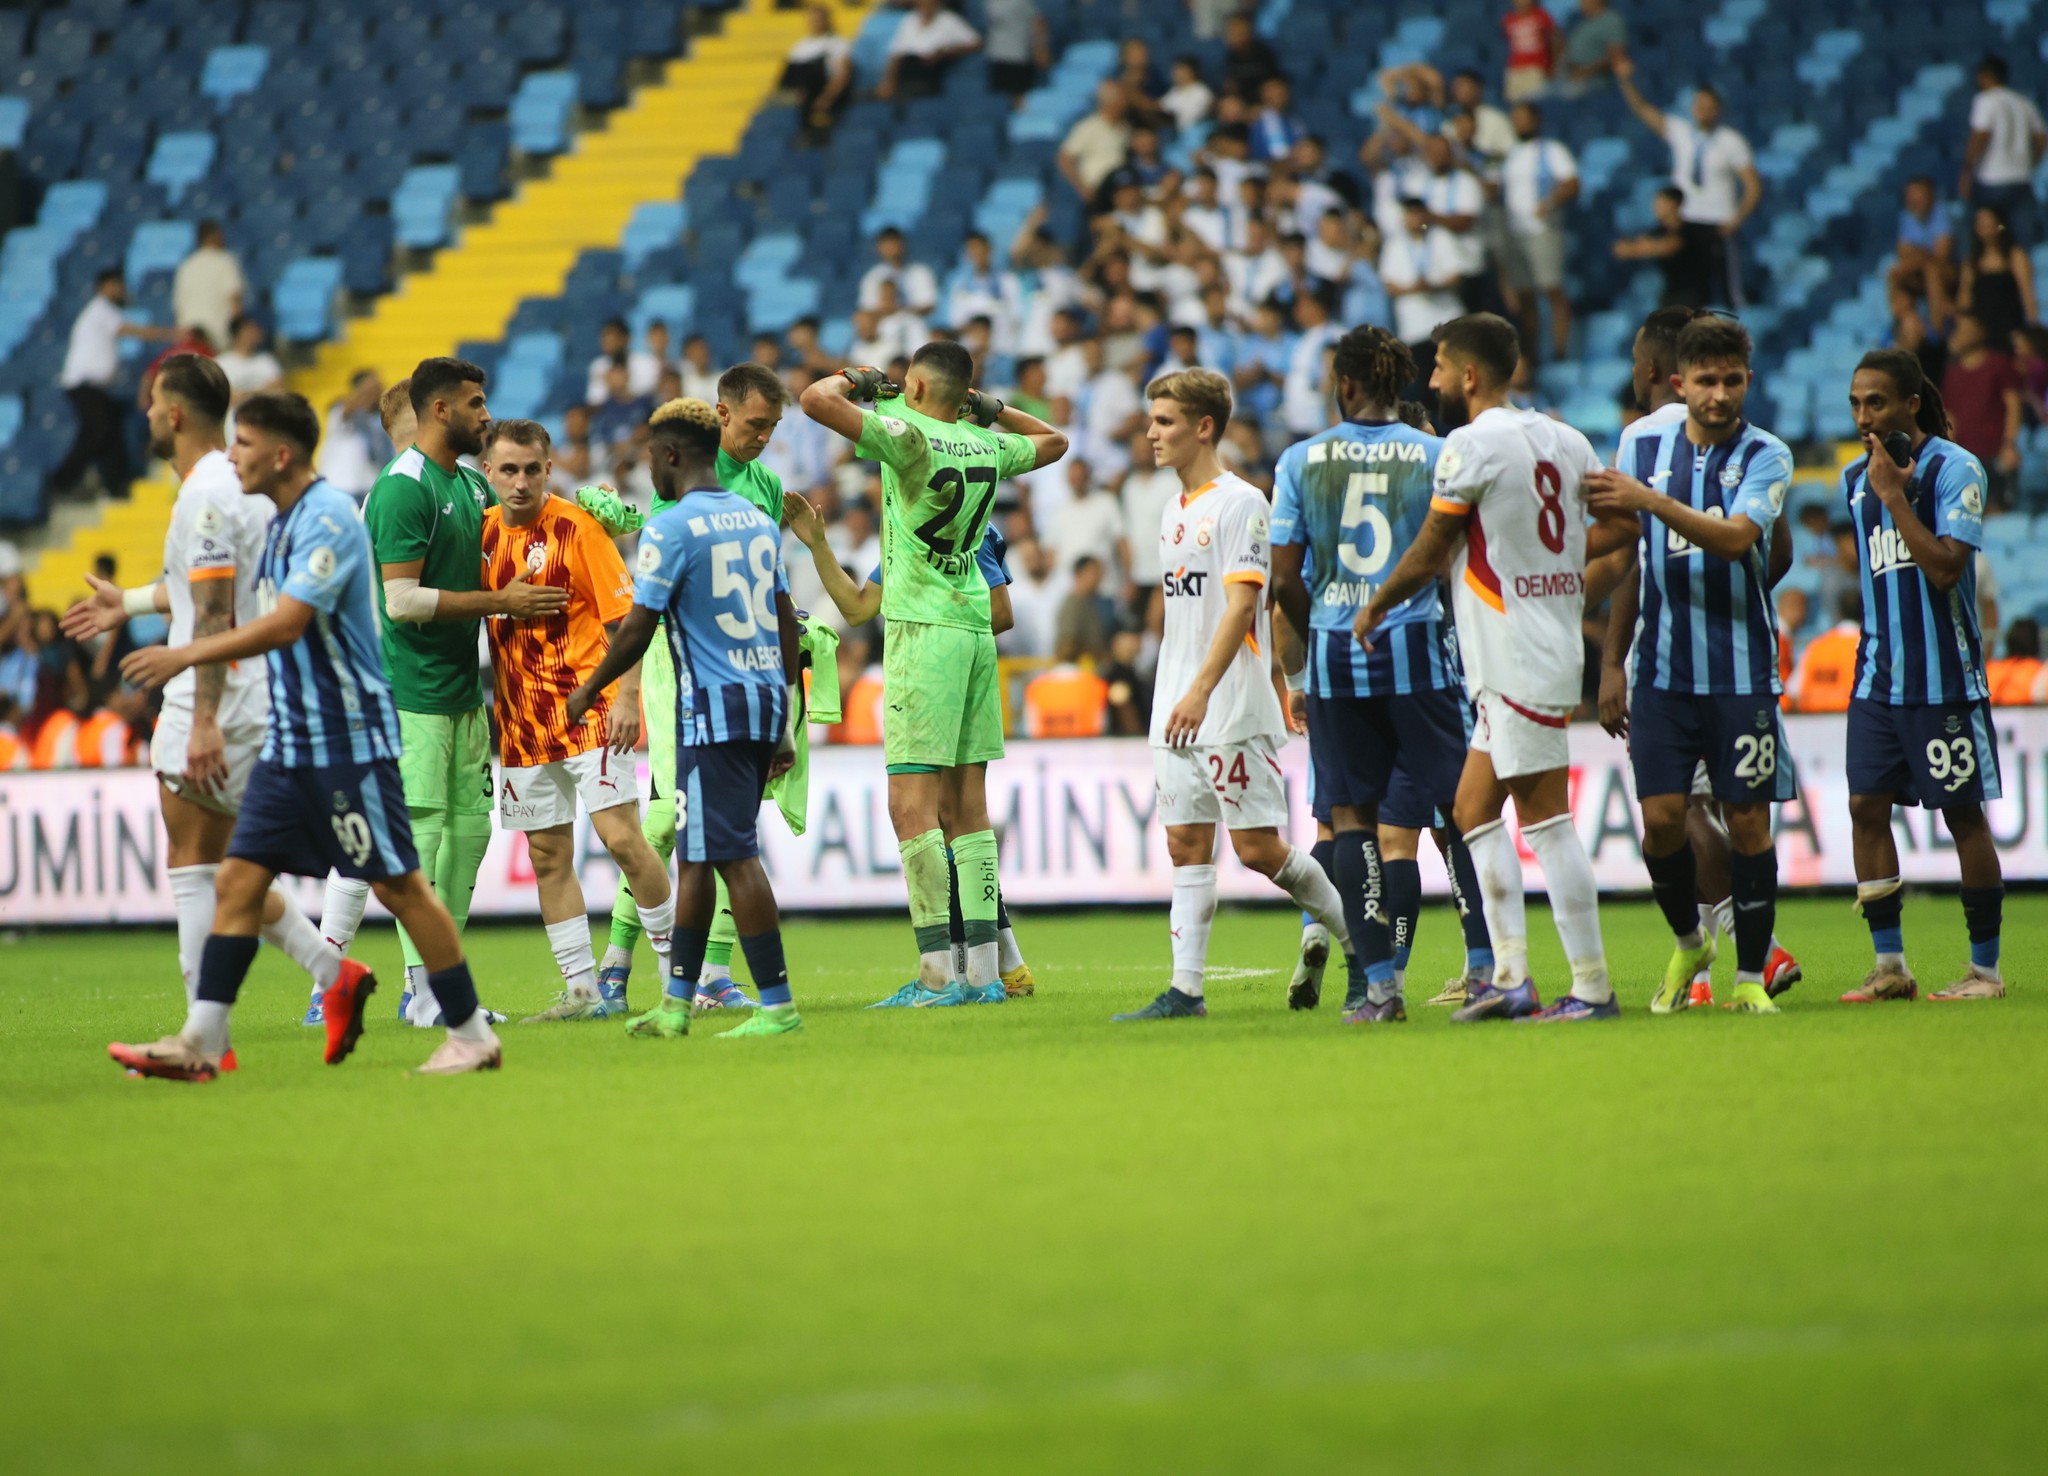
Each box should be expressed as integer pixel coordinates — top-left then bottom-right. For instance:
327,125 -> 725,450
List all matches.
480,498 -> 636,767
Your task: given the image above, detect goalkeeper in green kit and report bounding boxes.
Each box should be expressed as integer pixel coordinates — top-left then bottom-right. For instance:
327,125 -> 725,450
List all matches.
798,343 -> 1067,1007
599,365 -> 804,1011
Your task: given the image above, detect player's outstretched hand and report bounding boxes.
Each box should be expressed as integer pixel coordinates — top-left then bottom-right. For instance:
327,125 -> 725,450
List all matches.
963,389 -> 1005,428
498,571 -> 569,619
1163,689 -> 1209,747
841,366 -> 898,403
605,698 -> 641,755
1584,468 -> 1658,516
782,491 -> 826,548
61,572 -> 128,640
1597,664 -> 1630,739
120,643 -> 187,691
565,683 -> 595,728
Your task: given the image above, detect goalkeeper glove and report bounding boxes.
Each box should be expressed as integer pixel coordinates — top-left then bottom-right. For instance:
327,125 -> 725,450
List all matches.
962,389 -> 1004,428
575,484 -> 643,537
840,366 -> 899,402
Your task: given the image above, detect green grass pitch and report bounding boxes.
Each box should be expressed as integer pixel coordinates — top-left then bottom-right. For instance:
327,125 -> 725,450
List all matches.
4,893 -> 2046,1474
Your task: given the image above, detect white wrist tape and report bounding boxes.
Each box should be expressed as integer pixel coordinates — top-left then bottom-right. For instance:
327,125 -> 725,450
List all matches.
123,583 -> 162,617
1284,665 -> 1307,693
383,577 -> 441,622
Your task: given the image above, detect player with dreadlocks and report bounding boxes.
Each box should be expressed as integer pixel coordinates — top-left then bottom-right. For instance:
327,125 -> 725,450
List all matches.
1271,325 -> 1490,1023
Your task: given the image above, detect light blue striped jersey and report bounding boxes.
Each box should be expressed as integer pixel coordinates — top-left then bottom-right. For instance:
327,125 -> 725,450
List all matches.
1628,418 -> 1793,696
255,479 -> 404,768
1843,437 -> 1990,705
1270,418 -> 1458,698
633,488 -> 791,747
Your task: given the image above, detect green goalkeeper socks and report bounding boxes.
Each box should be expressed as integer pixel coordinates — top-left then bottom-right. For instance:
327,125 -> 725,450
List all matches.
609,792 -> 677,952
952,829 -> 1001,988
900,828 -> 954,987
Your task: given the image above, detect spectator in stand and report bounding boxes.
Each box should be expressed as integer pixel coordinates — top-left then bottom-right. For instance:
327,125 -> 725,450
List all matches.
984,0 -> 1050,102
1498,102 -> 1578,362
878,0 -> 981,101
53,271 -> 168,498
169,220 -> 244,351
1784,589 -> 1863,714
1251,77 -> 1307,163
317,369 -> 393,501
550,404 -> 593,494
1305,209 -> 1361,297
1234,299 -> 1293,424
1889,177 -> 1958,328
1442,68 -> 1518,175
1985,619 -> 2048,705
858,226 -> 940,316
1162,54 -> 1215,133
1281,290 -> 1345,441
1383,196 -> 1465,350
1120,428 -> 1179,596
674,333 -> 718,401
780,4 -> 853,137
1060,82 -> 1136,207
1500,0 -> 1559,103
1054,554 -> 1114,664
0,538 -> 24,654
1612,186 -> 1698,307
1115,38 -> 1169,130
1775,498 -> 1838,648
1001,537 -> 1065,657
1961,55 -> 2046,246
585,316 -> 660,404
641,320 -> 675,390
2015,325 -> 2048,427
1400,130 -> 1486,310
136,323 -> 216,414
1614,56 -> 1762,307
945,232 -> 1025,351
1959,205 -> 2037,351
1219,11 -> 1281,104
590,362 -> 651,460
1050,459 -> 1129,585
1186,0 -> 1237,41
1557,0 -> 1627,97
867,279 -> 930,364
211,314 -> 284,404
1942,311 -> 2025,510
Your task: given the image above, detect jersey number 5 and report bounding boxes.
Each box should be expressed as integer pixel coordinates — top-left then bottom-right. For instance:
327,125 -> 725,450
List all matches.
918,466 -> 1000,555
1339,473 -> 1393,577
711,535 -> 778,639
1535,461 -> 1567,554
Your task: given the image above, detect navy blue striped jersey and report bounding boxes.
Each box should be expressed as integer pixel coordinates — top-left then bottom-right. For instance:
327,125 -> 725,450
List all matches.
1843,437 -> 1990,705
255,479 -> 404,768
1628,419 -> 1793,696
632,488 -> 792,747
1270,418 -> 1458,698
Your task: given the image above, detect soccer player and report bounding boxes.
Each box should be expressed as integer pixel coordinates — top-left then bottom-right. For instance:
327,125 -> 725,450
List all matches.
326,358 -> 560,1026
798,346 -> 1067,1007
1835,351 -> 2005,1002
783,495 -> 1036,996
1114,368 -> 1354,1021
1358,313 -> 1635,1022
1596,306 -> 1803,1005
474,419 -> 677,1021
566,399 -> 803,1039
1271,327 -> 1482,1023
603,367 -> 791,1012
111,392 -> 501,1079
1585,314 -> 1796,1016
60,355 -> 351,1055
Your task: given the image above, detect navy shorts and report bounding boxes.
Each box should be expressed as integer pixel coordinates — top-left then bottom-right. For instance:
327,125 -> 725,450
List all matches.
228,756 -> 420,881
1629,685 -> 1796,805
1306,687 -> 1468,830
677,739 -> 776,862
1846,696 -> 2002,809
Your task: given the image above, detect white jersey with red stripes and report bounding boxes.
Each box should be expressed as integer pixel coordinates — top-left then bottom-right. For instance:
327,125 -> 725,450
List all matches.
1429,405 -> 1603,710
1151,470 -> 1287,748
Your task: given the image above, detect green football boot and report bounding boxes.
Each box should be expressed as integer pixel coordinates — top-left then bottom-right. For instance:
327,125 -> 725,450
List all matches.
716,1005 -> 804,1039
1651,935 -> 1716,1015
625,1000 -> 693,1038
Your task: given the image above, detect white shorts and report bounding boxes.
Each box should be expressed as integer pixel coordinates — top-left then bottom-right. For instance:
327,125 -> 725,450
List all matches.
1470,690 -> 1572,780
498,746 -> 638,832
1153,733 -> 1289,830
150,710 -> 265,815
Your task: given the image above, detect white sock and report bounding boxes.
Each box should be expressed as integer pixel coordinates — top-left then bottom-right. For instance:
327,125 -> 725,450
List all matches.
635,897 -> 675,981
262,886 -> 341,992
1522,814 -> 1610,1003
701,957 -> 732,985
601,943 -> 633,973
1272,845 -> 1350,955
167,863 -> 220,1005
1168,863 -> 1217,995
447,1011 -> 494,1044
1464,821 -> 1528,985
545,918 -> 600,998
997,923 -> 1024,973
967,940 -> 999,988
320,875 -> 372,953
184,999 -> 231,1058
406,964 -> 437,1022
1712,897 -> 1735,939
1697,901 -> 1720,941
951,937 -> 971,982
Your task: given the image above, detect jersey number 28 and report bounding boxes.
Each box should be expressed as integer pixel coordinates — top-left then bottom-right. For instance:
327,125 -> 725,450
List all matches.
711,534 -> 778,639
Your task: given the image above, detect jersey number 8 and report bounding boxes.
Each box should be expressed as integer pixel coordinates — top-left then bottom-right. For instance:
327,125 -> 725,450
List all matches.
1534,462 -> 1567,555
711,535 -> 779,640
1339,473 -> 1394,577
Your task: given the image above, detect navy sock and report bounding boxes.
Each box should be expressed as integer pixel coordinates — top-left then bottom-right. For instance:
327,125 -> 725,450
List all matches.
1960,885 -> 2003,971
1384,858 -> 1422,974
426,961 -> 479,1027
196,933 -> 260,1006
1729,848 -> 1777,975
946,847 -> 965,946
668,924 -> 708,999
740,929 -> 792,1007
1304,836 -> 1336,929
1862,886 -> 1905,955
1643,842 -> 1701,940
1440,830 -> 1493,967
1334,829 -> 1394,983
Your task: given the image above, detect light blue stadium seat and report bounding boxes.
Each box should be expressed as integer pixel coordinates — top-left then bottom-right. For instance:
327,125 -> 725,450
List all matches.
509,70 -> 579,155
274,256 -> 344,341
144,131 -> 217,205
125,220 -> 198,288
199,45 -> 269,107
620,201 -> 687,271
0,394 -> 22,450
633,283 -> 696,340
392,164 -> 463,248
0,97 -> 29,151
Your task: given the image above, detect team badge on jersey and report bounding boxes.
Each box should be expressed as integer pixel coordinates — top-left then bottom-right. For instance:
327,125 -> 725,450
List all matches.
1720,466 -> 1743,488
525,541 -> 547,574
1196,519 -> 1213,548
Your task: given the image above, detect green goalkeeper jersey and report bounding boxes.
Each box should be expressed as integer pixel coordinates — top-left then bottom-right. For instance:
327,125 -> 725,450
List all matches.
651,447 -> 783,522
856,400 -> 1036,631
361,446 -> 497,714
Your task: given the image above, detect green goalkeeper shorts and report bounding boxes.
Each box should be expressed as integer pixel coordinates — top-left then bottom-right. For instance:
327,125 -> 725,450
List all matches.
643,616 -> 678,800
883,620 -> 1004,770
397,706 -> 493,817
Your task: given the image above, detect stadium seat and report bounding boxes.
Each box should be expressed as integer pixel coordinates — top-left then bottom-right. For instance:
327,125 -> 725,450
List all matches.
198,44 -> 269,107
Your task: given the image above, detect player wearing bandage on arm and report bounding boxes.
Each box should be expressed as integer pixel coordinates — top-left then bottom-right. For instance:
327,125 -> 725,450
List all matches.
1113,369 -> 1358,1022
1358,314 -> 1638,1023
799,346 -> 1067,1009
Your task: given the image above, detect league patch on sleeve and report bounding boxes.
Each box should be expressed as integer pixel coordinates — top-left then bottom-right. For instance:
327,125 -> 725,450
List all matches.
636,539 -> 663,574
307,546 -> 337,581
